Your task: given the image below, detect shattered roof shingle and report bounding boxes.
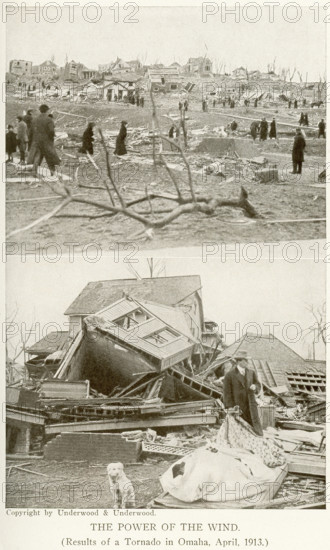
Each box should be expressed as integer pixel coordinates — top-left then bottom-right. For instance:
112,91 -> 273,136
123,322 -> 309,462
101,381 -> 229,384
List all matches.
65,275 -> 202,316
26,331 -> 69,356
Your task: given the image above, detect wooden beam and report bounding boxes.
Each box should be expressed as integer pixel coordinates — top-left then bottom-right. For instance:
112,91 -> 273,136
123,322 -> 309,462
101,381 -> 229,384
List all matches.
45,412 -> 218,435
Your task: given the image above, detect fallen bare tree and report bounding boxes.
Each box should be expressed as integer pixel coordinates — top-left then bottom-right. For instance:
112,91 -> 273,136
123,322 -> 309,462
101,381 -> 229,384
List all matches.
6,92 -> 262,241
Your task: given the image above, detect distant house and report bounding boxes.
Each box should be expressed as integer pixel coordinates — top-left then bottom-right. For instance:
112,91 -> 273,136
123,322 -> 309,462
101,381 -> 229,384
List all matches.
216,333 -> 326,403
148,67 -> 181,92
64,275 -> 205,339
102,72 -> 142,100
170,61 -> 183,74
248,70 -> 261,80
81,67 -> 98,80
186,57 -> 212,76
98,62 -> 113,74
126,60 -> 143,72
9,59 -> 32,77
36,60 -> 59,78
62,60 -> 94,81
111,57 -> 132,72
232,67 -> 248,79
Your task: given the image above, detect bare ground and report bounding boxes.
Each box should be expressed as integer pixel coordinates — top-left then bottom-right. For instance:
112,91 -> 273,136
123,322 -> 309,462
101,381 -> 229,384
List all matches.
6,456 -> 171,508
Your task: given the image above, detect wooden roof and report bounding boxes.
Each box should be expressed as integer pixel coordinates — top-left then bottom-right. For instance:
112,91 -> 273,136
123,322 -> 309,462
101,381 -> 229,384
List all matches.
65,275 -> 202,316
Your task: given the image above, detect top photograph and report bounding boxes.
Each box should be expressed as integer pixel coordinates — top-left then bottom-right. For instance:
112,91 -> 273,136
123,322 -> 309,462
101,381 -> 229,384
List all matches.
5,3 -> 327,251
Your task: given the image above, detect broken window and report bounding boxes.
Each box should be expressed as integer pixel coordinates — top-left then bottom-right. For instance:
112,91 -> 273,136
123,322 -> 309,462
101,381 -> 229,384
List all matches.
145,328 -> 179,346
114,308 -> 151,330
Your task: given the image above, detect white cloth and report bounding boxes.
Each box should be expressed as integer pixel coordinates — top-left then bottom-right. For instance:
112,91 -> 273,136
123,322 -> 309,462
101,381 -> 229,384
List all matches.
160,444 -> 284,503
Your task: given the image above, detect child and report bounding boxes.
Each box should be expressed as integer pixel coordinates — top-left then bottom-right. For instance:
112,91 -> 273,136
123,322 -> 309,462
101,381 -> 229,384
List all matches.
6,125 -> 17,162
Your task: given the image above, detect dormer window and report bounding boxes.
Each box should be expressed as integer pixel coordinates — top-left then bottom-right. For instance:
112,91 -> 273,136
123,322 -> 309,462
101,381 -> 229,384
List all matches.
114,308 -> 151,330
145,328 -> 179,346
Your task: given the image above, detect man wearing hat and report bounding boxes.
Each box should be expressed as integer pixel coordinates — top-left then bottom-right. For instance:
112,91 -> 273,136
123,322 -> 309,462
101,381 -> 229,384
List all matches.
27,104 -> 61,178
223,350 -> 263,435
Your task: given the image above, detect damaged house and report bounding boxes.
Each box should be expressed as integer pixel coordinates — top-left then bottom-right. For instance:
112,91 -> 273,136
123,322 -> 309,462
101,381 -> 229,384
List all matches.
147,67 -> 182,92
102,73 -> 142,100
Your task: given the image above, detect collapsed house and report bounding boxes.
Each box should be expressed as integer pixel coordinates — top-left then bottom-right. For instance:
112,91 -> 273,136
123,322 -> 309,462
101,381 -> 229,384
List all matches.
5,277 -> 326,509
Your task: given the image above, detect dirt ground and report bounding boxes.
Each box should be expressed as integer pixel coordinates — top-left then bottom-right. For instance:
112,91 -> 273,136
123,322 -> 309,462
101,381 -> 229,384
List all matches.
6,456 -> 171,508
6,455 -> 325,510
6,97 -> 326,250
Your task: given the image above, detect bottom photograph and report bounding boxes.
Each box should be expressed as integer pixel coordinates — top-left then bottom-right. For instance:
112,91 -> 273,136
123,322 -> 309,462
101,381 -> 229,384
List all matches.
5,254 -> 326,509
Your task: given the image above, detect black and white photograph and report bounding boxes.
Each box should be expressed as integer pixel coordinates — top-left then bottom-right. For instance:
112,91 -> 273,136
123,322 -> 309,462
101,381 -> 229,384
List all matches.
5,252 -> 326,510
4,2 -> 326,249
1,1 -> 328,549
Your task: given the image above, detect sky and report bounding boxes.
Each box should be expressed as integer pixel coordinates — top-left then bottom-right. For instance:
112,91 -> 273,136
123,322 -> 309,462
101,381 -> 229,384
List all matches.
6,244 -> 326,361
5,4 -> 327,80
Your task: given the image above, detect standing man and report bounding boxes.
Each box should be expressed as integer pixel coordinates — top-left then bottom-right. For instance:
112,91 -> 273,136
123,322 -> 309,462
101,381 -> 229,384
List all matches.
114,120 -> 128,156
318,119 -> 326,138
16,116 -> 28,164
259,117 -> 268,141
269,117 -> 277,139
223,351 -> 263,435
27,104 -> 61,178
291,128 -> 306,174
6,125 -> 17,163
23,109 -> 33,150
250,121 -> 259,141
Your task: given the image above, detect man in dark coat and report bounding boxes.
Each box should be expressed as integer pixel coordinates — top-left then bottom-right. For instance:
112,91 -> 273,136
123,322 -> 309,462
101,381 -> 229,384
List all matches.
16,116 -> 28,163
114,121 -> 128,156
292,128 -> 306,174
23,109 -> 33,150
250,121 -> 259,141
230,120 -> 238,131
259,117 -> 268,141
318,119 -> 326,138
223,351 -> 263,436
299,112 -> 304,126
269,117 -> 277,139
28,104 -> 60,177
80,122 -> 95,155
6,125 -> 17,162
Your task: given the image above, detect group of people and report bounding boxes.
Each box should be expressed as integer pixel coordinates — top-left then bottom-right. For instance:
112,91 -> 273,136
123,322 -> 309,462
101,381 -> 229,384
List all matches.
288,99 -> 298,109
6,105 -> 60,177
299,112 -> 309,126
6,102 -> 131,180
80,119 -> 129,156
250,117 -> 277,141
6,109 -> 34,163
